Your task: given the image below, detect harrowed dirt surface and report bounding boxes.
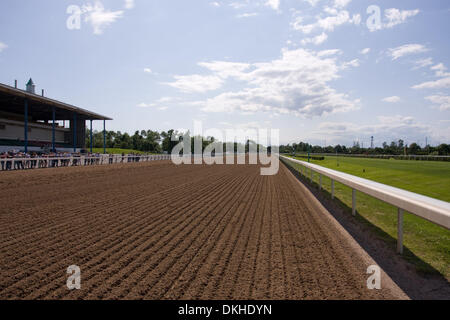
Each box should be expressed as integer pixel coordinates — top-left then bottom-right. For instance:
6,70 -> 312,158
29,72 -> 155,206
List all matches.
0,160 -> 408,300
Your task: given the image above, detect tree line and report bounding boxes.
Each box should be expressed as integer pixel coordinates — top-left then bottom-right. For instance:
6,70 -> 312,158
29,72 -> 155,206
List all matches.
86,130 -> 449,156
279,139 -> 450,156
85,129 -> 266,154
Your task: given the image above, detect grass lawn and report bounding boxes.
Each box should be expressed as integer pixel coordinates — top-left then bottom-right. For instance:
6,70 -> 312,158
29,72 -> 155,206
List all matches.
91,148 -> 159,155
284,155 -> 450,278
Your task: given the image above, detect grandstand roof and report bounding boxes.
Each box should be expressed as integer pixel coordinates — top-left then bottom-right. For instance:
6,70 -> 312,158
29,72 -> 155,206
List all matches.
0,82 -> 112,121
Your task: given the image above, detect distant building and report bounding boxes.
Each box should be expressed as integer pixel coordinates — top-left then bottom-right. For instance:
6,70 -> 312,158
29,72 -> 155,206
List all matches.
0,79 -> 112,153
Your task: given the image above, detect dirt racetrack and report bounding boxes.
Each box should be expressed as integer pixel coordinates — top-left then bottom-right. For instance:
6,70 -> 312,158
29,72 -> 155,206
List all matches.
0,160 -> 407,300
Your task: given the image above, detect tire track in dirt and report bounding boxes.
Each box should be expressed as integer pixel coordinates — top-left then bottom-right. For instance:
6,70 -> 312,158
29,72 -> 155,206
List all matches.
148,170 -> 257,299
250,175 -> 273,299
231,174 -> 267,299
114,168 -> 253,299
0,163 -> 217,244
1,165 -> 237,298
0,166 -> 223,274
84,168 -> 248,300
204,169 -> 264,299
162,169 -> 260,299
276,168 -> 327,299
21,166 -> 242,299
269,176 -> 288,299
174,167 -> 262,299
283,167 -> 379,299
0,160 -> 404,300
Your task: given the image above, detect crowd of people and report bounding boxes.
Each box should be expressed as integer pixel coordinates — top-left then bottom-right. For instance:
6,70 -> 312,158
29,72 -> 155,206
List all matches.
0,150 -> 101,171
0,150 -> 156,171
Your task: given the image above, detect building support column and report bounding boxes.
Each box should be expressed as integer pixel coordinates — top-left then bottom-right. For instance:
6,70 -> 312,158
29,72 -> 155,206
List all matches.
90,120 -> 93,153
103,120 -> 106,154
73,113 -> 77,153
52,107 -> 56,152
24,99 -> 28,153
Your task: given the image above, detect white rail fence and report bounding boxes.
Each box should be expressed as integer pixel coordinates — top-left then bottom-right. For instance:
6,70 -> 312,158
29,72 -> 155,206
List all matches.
281,156 -> 450,254
0,154 -> 171,171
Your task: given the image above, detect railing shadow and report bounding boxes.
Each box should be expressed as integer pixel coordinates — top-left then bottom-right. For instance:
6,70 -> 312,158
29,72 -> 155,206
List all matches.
282,159 -> 450,300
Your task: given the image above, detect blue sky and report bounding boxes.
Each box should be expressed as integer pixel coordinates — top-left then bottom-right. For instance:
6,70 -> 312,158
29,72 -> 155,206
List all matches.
0,0 -> 449,146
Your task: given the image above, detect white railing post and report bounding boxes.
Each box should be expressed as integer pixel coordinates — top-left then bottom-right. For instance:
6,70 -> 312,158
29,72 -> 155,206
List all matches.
397,208 -> 404,254
310,169 -> 313,183
352,189 -> 356,216
331,179 -> 335,199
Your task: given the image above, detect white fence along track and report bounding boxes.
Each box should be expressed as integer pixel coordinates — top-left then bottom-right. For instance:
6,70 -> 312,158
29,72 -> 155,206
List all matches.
281,156 -> 450,254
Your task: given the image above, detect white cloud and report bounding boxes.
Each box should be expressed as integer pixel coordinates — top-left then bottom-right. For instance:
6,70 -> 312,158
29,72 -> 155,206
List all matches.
413,63 -> 450,89
144,68 -> 153,73
82,2 -> 124,35
317,49 -> 342,57
431,63 -> 450,77
343,59 -> 359,68
303,0 -> 320,6
137,102 -> 155,108
291,8 -> 359,35
315,115 -> 432,144
124,0 -> 135,9
413,77 -> 450,90
175,48 -> 360,118
197,61 -> 251,79
388,44 -> 428,60
293,6 -> 418,37
384,8 -> 419,29
137,102 -> 169,111
333,0 -> 351,8
413,57 -> 433,69
229,2 -> 247,9
382,96 -> 401,103
426,95 -> 450,111
219,121 -> 269,130
236,12 -> 259,18
165,75 -> 224,93
0,42 -> 7,52
156,97 -> 178,103
359,48 -> 370,55
301,32 -> 328,45
314,10 -> 351,32
367,8 -> 419,32
265,0 -> 280,11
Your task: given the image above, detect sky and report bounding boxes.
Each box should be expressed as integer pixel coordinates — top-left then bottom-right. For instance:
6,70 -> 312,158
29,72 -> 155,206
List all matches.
0,0 -> 449,147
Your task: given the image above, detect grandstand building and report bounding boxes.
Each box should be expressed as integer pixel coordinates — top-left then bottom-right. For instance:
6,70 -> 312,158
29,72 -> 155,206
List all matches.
0,79 -> 112,153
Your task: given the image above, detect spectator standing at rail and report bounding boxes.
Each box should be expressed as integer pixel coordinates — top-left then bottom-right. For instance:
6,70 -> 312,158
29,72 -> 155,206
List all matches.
14,152 -> 24,170
6,152 -> 12,170
30,153 -> 38,169
38,154 -> 47,168
0,152 -> 6,171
